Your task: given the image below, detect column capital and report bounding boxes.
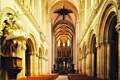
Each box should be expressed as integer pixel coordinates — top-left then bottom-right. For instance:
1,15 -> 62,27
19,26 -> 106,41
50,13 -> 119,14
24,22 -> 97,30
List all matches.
115,23 -> 120,33
97,40 -> 112,47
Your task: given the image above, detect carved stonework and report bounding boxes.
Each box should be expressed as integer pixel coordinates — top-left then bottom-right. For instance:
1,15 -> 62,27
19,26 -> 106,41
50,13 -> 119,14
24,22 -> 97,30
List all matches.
116,23 -> 120,33
0,13 -> 27,56
0,14 -> 15,56
118,1 -> 120,9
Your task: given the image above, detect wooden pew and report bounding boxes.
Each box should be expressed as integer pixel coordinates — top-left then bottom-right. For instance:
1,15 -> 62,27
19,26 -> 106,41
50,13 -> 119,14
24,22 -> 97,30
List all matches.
18,74 -> 59,80
68,74 -> 109,80
68,74 -> 83,80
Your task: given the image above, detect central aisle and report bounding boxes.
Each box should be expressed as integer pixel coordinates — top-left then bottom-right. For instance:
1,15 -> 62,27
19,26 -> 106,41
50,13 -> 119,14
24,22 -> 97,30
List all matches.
56,75 -> 68,80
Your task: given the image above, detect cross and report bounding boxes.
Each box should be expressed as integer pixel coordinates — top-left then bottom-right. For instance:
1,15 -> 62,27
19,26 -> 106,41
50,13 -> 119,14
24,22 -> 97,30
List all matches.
54,6 -> 73,20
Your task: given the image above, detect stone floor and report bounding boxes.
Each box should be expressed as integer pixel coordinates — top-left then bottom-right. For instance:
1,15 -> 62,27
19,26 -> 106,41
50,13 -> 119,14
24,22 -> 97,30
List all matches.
56,75 -> 68,80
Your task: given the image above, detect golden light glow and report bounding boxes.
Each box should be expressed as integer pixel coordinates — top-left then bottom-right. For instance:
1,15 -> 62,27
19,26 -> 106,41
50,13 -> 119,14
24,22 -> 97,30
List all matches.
67,39 -> 70,46
58,40 -> 61,46
63,42 -> 65,47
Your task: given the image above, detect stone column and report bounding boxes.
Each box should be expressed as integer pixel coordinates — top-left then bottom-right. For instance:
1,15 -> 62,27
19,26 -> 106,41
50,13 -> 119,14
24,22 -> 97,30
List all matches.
85,53 -> 88,75
96,44 -> 100,78
92,52 -> 94,76
116,23 -> 120,80
32,53 -> 35,75
28,53 -> 33,76
82,57 -> 84,74
100,41 -> 110,79
106,42 -> 110,79
101,41 -> 111,79
32,52 -> 39,75
86,52 -> 90,75
89,52 -> 92,76
35,53 -> 39,75
99,42 -> 105,79
38,56 -> 42,74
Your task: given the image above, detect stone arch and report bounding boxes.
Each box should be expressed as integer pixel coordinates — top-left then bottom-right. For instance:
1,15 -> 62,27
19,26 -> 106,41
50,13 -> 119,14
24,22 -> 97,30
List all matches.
25,38 -> 34,76
98,1 -> 117,42
90,34 -> 96,52
52,20 -> 75,33
99,3 -> 118,79
25,33 -> 37,76
27,33 -> 37,54
81,42 -> 86,75
88,29 -> 95,50
87,29 -> 97,76
90,34 -> 97,78
108,14 -> 118,80
49,0 -> 78,19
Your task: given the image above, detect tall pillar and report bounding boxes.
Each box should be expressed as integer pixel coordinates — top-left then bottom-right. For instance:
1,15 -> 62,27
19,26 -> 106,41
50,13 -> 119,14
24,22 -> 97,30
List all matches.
99,42 -> 104,78
116,23 -> 120,80
89,52 -> 92,76
82,57 -> 84,74
32,52 -> 38,75
99,41 -> 110,79
96,44 -> 100,78
35,53 -> 39,75
106,42 -> 111,79
92,52 -> 94,76
84,56 -> 86,75
86,52 -> 91,75
30,53 -> 34,75
32,53 -> 35,75
40,57 -> 42,74
85,54 -> 88,75
39,56 -> 42,74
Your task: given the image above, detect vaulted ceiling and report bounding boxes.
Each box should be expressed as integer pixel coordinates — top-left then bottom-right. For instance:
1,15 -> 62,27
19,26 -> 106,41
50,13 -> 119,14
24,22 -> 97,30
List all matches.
50,0 -> 78,48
